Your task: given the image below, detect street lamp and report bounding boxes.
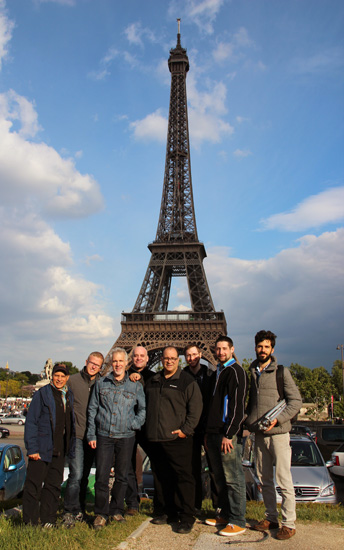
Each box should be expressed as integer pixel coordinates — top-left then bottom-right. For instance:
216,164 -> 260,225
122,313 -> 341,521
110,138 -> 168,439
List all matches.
336,345 -> 344,401
5,362 -> 9,403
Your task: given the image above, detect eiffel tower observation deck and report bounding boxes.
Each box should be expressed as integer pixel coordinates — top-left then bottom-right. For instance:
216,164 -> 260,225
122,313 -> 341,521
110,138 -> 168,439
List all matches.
106,21 -> 227,367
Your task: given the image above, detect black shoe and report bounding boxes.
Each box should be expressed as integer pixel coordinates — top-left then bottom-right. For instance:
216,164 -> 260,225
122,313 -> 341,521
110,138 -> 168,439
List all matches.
151,515 -> 168,525
177,522 -> 193,534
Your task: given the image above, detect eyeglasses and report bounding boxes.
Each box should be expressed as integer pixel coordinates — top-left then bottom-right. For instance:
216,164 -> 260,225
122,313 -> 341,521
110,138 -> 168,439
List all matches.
87,360 -> 102,368
163,357 -> 179,362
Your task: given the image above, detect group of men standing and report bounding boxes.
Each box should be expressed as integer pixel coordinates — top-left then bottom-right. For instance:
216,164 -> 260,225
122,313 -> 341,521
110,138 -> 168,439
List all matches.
22,330 -> 301,541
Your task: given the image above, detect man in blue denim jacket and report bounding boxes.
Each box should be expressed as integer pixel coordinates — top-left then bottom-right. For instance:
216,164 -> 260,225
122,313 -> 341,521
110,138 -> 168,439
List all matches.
87,347 -> 146,530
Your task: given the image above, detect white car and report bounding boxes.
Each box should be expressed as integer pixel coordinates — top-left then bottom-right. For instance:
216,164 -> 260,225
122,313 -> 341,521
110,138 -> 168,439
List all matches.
243,434 -> 337,504
329,443 -> 344,477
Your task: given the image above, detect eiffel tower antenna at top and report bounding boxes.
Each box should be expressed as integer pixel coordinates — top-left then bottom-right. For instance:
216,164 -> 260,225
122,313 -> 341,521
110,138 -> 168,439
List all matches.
106,23 -> 228,368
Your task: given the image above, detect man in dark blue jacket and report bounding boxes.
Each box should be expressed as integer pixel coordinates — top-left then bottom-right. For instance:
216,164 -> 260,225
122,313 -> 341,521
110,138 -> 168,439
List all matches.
23,364 -> 75,527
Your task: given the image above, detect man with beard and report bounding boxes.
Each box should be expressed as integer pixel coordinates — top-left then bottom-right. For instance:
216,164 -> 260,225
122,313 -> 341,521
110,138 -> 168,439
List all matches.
184,344 -> 213,511
204,336 -> 248,537
245,330 -> 302,540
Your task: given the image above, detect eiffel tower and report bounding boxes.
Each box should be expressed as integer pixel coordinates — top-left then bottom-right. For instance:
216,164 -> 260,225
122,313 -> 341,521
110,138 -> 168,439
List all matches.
106,21 -> 227,367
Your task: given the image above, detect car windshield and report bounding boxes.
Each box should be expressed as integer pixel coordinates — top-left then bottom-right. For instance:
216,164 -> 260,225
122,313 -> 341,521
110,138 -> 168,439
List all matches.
291,441 -> 323,466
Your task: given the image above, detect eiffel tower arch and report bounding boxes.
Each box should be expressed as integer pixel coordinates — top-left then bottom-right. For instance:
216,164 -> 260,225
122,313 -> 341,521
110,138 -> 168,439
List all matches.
106,21 -> 227,367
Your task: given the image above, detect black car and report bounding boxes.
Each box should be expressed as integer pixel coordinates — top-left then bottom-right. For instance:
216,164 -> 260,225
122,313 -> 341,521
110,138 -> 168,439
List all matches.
0,427 -> 10,439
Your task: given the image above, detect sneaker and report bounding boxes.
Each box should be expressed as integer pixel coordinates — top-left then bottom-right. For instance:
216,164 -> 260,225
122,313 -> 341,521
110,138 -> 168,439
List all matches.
111,514 -> 126,523
176,522 -> 193,534
205,516 -> 228,527
42,522 -> 57,529
125,508 -> 139,516
219,524 -> 246,537
253,519 -> 279,531
276,526 -> 296,540
93,515 -> 107,530
62,513 -> 76,528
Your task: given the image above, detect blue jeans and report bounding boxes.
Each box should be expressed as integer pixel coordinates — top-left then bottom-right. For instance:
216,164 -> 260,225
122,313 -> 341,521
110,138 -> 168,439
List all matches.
64,438 -> 96,514
95,435 -> 135,518
206,433 -> 246,528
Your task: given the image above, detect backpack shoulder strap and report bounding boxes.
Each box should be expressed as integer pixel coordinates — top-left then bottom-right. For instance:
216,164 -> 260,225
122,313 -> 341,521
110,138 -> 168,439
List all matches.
276,365 -> 285,400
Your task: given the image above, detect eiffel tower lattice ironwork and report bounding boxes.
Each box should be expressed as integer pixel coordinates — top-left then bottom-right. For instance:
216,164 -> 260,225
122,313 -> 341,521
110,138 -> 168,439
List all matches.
106,22 -> 227,367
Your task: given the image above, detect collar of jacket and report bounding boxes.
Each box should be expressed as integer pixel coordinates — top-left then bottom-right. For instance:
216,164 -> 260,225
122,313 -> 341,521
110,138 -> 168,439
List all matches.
107,370 -> 129,386
80,366 -> 99,383
250,356 -> 278,374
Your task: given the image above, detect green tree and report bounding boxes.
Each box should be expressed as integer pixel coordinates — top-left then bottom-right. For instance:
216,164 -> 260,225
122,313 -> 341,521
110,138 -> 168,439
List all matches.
331,360 -> 344,400
241,358 -> 253,374
54,361 -> 79,374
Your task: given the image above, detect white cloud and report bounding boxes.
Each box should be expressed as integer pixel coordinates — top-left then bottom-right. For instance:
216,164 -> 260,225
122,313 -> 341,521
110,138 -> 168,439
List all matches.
0,85 -> 112,369
205,228 -> 344,368
0,209 -> 114,365
213,27 -> 253,64
124,22 -> 156,48
169,0 -> 226,34
84,254 -> 103,266
291,47 -> 344,76
233,148 -> 252,159
0,90 -> 104,218
261,186 -> 344,232
88,47 -> 119,81
130,108 -> 167,142
130,74 -> 233,145
33,0 -> 76,6
0,0 -> 14,70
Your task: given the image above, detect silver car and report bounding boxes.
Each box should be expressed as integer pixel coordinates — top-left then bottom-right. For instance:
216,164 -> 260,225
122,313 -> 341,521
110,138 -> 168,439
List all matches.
1,414 -> 26,425
243,434 -> 337,504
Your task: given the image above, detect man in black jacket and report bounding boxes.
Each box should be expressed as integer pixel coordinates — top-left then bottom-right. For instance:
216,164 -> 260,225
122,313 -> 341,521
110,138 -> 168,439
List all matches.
184,344 -> 213,511
145,346 -> 202,534
62,352 -> 104,527
205,336 -> 248,537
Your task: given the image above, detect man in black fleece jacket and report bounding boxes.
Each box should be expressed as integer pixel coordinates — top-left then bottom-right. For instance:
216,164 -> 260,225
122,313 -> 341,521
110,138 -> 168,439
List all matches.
205,336 -> 248,538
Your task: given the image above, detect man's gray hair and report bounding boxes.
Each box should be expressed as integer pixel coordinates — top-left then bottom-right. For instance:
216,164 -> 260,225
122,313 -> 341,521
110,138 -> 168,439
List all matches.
112,347 -> 128,361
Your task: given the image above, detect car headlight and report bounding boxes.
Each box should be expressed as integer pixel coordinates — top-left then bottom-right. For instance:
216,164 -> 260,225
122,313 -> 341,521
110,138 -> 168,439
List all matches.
320,483 -> 336,497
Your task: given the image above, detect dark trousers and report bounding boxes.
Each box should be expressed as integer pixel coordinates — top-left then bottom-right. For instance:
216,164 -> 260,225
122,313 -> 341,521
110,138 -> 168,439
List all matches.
150,437 -> 195,524
23,455 -> 65,525
95,435 -> 135,518
64,437 -> 96,514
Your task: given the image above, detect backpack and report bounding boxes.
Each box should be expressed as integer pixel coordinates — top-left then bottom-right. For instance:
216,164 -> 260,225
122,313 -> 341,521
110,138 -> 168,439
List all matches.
276,365 -> 298,424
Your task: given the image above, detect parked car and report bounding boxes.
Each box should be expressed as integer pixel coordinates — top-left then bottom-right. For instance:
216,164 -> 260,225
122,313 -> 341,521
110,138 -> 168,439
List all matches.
0,427 -> 10,439
329,443 -> 344,478
0,444 -> 27,500
315,424 -> 344,461
141,452 -> 211,500
0,414 -> 26,425
291,424 -> 316,440
242,434 -> 337,504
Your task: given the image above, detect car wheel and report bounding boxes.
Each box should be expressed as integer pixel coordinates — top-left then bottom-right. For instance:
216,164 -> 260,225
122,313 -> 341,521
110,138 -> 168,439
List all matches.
18,420 -> 23,425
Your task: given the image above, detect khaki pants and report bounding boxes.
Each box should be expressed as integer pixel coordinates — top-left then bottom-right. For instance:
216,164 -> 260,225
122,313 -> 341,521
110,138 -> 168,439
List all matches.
255,432 -> 296,529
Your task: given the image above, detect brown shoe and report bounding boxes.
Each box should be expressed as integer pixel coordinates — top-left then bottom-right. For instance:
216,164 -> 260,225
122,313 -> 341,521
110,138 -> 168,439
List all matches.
125,508 -> 139,516
93,515 -> 107,530
253,519 -> 279,531
276,526 -> 296,540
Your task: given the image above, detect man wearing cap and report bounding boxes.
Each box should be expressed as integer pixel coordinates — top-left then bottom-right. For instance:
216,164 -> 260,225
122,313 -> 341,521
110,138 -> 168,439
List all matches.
23,364 -> 75,527
62,352 -> 104,527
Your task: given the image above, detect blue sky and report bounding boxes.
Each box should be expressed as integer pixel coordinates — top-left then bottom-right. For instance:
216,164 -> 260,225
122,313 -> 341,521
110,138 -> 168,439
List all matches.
0,0 -> 343,374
